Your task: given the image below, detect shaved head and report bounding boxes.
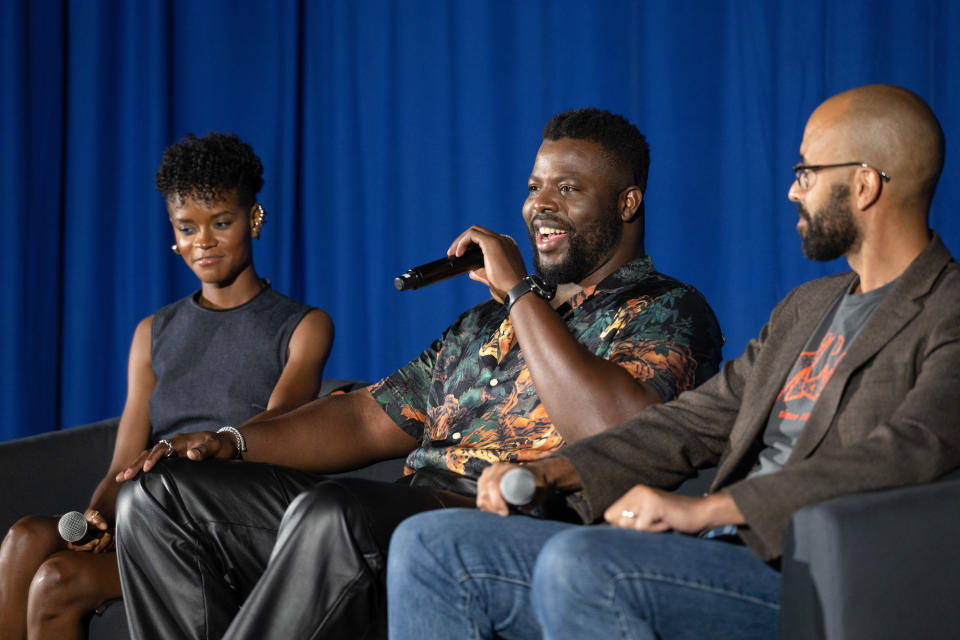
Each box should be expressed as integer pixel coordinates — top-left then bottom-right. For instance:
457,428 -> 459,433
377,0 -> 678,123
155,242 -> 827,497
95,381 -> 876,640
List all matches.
808,85 -> 944,210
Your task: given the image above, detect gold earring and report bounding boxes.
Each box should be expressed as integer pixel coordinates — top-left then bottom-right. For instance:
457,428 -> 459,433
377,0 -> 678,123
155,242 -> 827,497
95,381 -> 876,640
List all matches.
171,244 -> 181,255
252,204 -> 266,238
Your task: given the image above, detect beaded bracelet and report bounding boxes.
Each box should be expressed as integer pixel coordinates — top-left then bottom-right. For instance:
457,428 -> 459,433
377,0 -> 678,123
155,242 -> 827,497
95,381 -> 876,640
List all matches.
216,426 -> 247,460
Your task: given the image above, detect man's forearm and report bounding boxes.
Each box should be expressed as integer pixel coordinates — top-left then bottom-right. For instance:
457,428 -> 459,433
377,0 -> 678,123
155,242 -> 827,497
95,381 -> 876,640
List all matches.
527,456 -> 583,492
237,389 -> 417,472
508,293 -> 660,441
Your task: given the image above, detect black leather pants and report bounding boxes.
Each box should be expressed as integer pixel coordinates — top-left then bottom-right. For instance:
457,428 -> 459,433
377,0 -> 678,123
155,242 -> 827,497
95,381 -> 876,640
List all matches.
114,459 -> 474,640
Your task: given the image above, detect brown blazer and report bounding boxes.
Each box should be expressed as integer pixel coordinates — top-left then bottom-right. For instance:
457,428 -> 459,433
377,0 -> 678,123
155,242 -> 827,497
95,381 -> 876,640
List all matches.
560,233 -> 960,561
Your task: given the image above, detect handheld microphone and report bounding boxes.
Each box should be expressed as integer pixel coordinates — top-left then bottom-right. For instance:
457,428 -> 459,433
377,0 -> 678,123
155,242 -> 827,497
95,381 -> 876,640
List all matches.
57,511 -> 89,543
499,467 -> 537,506
394,247 -> 484,291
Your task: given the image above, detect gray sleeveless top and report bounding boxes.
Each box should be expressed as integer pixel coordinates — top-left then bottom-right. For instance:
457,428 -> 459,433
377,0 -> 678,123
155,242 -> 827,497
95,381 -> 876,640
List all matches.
148,285 -> 312,442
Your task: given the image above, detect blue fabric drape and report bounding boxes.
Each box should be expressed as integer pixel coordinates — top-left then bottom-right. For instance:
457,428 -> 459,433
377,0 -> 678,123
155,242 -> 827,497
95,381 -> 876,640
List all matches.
2,0 -> 958,440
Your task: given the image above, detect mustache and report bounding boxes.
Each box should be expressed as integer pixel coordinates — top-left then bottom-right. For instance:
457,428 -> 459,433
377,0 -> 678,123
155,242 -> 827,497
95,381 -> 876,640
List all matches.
797,204 -> 811,222
530,213 -> 573,232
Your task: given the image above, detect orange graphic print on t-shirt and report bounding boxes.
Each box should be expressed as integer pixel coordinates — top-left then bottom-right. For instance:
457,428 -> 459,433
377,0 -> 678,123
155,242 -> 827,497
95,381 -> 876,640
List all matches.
775,332 -> 848,422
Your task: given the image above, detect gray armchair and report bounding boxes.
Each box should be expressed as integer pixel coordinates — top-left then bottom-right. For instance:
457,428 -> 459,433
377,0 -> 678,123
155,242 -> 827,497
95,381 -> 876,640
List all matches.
781,471 -> 960,639
7,392 -> 957,640
0,379 -> 403,640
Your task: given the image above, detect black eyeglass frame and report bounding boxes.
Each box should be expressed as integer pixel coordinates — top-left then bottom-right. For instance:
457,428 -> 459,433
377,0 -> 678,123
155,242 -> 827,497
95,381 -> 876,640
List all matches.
793,162 -> 891,190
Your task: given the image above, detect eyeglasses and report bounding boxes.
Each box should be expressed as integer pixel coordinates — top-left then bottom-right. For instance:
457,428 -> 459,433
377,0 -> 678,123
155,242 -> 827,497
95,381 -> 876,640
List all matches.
792,162 -> 891,191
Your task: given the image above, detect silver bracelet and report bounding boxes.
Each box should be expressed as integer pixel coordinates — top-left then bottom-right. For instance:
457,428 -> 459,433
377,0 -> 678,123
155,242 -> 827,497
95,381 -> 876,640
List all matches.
216,426 -> 246,459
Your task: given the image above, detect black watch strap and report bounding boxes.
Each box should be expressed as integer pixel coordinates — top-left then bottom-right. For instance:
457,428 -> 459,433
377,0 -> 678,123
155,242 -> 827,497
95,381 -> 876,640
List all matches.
504,275 -> 556,312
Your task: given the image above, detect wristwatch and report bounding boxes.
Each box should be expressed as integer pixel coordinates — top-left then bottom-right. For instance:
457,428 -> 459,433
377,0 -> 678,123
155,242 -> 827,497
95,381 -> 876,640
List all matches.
504,275 -> 556,312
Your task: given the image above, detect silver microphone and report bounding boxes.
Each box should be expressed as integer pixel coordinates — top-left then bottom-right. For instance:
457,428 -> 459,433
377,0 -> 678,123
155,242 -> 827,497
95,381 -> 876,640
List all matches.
57,511 -> 89,542
499,467 -> 537,506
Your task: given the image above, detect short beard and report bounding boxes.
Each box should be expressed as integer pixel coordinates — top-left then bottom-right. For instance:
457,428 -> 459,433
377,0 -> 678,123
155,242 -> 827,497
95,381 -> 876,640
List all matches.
529,206 -> 622,286
799,184 -> 860,262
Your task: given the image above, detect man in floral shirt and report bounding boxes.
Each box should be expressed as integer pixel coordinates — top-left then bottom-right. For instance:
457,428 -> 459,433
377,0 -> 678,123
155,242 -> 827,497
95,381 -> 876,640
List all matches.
115,107 -> 723,640
374,257 -> 720,478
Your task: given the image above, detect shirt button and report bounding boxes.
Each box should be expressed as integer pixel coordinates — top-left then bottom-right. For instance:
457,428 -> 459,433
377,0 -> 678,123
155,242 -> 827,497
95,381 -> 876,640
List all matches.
451,432 -> 462,441
489,378 -> 499,387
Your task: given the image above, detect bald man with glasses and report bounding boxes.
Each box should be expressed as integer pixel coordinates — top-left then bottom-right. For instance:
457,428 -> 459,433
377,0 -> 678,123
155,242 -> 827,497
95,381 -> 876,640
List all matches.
387,84 -> 960,640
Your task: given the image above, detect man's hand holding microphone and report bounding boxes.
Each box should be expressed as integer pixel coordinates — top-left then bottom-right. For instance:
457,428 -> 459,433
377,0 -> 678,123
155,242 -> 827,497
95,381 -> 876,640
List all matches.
476,458 -> 581,516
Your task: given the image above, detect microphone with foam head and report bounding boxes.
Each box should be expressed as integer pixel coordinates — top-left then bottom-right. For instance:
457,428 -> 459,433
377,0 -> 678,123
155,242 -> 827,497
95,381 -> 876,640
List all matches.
499,467 -> 538,507
394,247 -> 485,291
57,511 -> 90,543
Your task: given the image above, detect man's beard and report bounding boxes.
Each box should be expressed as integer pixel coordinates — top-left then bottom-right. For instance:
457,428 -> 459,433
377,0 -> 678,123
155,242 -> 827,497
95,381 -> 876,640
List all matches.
528,204 -> 622,286
799,183 -> 860,262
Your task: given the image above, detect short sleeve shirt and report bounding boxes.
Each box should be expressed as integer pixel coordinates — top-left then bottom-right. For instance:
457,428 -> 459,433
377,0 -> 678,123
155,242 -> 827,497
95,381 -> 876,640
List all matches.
369,256 -> 723,478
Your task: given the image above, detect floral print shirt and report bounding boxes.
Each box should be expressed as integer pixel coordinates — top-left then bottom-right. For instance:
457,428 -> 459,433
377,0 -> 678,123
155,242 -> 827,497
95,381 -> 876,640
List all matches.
369,256 -> 723,478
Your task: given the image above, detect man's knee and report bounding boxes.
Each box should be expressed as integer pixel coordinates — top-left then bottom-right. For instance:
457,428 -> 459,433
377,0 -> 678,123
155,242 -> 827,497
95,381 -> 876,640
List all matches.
532,526 -> 594,592
281,479 -> 360,536
277,478 -> 424,574
388,511 -> 447,575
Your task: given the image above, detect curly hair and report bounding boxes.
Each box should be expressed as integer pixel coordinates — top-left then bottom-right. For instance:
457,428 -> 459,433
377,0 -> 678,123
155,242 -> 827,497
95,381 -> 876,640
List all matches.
542,108 -> 650,194
156,132 -> 264,206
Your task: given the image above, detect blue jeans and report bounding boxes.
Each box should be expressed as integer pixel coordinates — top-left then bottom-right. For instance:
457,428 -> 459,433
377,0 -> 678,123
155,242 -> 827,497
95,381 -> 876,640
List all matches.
388,509 -> 780,640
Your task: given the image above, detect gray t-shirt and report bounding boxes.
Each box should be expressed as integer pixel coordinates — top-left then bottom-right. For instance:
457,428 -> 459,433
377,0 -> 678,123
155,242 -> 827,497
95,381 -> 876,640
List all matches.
748,277 -> 896,479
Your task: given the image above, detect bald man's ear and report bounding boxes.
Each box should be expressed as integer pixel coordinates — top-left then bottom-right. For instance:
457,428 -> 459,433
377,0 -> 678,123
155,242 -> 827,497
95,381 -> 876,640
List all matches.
854,167 -> 883,211
620,186 -> 644,222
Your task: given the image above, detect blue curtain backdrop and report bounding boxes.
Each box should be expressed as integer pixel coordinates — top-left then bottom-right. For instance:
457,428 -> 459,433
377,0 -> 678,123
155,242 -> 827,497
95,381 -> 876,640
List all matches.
2,0 -> 958,441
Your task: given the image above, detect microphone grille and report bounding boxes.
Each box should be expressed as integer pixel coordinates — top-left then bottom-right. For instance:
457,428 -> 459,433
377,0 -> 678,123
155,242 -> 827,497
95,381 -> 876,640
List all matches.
500,467 -> 537,506
57,511 -> 88,542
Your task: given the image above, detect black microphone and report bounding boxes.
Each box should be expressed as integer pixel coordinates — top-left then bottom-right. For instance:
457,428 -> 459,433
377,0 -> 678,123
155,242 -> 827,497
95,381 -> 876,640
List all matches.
499,467 -> 537,506
57,511 -> 90,543
394,247 -> 484,291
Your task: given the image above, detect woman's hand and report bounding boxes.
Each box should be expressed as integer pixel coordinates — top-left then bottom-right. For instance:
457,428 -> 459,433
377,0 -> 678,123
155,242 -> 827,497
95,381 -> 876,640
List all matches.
67,508 -> 115,553
115,430 -> 235,482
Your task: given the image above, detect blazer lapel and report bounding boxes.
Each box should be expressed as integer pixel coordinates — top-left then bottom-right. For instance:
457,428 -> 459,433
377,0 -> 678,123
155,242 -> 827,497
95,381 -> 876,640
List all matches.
788,294 -> 919,458
712,275 -> 852,488
788,233 -> 951,460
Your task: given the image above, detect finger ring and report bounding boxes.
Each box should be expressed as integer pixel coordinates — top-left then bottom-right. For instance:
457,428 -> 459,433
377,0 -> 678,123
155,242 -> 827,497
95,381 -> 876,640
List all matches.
158,439 -> 175,457
621,509 -> 637,519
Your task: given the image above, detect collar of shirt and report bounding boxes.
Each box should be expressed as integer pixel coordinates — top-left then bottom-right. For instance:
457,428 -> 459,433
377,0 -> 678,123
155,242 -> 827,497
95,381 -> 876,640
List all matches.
486,255 -> 657,362
559,254 -> 657,314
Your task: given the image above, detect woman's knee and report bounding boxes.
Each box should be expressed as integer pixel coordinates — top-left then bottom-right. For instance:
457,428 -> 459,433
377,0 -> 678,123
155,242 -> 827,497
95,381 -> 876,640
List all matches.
27,555 -> 94,617
2,516 -> 61,557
